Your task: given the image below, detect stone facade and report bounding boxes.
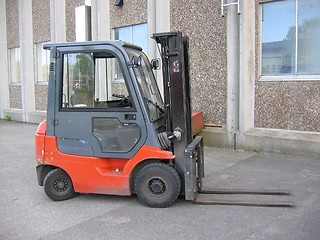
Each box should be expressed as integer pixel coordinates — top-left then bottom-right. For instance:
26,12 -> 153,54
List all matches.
9,85 -> 22,109
171,0 -> 227,126
35,85 -> 48,111
66,0 -> 85,42
6,0 -> 21,109
255,82 -> 320,132
6,0 -> 19,48
32,0 -> 50,43
110,0 -> 147,29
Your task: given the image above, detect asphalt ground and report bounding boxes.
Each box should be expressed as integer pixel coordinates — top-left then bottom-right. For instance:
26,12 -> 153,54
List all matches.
0,120 -> 319,240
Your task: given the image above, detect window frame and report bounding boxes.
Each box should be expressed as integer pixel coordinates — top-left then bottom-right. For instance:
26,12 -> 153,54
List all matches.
259,0 -> 320,82
8,47 -> 21,85
34,41 -> 50,85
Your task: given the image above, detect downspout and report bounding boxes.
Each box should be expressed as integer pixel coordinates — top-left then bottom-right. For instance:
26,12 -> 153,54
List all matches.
225,2 -> 240,149
148,0 -> 157,60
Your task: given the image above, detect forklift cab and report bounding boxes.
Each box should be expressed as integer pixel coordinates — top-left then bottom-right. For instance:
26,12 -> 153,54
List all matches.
45,42 -> 165,159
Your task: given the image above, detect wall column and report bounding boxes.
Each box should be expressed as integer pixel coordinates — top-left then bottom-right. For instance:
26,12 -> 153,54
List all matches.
91,0 -> 110,40
50,0 -> 66,42
19,0 -> 36,122
156,0 -> 170,32
0,0 -> 10,119
238,1 -> 256,141
148,0 -> 170,96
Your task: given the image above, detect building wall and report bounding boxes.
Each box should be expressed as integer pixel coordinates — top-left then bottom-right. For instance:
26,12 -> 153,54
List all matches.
9,86 -> 22,109
254,1 -> 320,132
35,85 -> 48,111
110,0 -> 147,29
32,0 -> 50,43
255,82 -> 320,132
1,0 -> 319,154
170,0 -> 227,126
109,0 -> 228,126
66,0 -> 85,42
6,0 -> 21,110
32,0 -> 50,111
4,0 -> 87,116
6,0 -> 19,48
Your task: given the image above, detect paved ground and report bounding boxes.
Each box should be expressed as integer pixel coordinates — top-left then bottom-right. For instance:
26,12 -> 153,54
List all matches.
0,120 -> 320,240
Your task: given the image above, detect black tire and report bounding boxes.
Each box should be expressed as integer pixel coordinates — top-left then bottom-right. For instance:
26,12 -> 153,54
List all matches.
44,168 -> 75,201
134,163 -> 181,208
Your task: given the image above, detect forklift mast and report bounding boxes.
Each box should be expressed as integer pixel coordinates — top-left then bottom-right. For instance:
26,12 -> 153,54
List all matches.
152,32 -> 193,180
152,32 -> 204,200
152,32 -> 193,144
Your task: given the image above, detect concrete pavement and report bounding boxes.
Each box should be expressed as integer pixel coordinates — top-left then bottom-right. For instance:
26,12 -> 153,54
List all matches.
0,120 -> 320,240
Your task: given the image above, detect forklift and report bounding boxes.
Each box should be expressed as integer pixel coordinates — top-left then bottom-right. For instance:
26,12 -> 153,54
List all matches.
35,32 -> 293,208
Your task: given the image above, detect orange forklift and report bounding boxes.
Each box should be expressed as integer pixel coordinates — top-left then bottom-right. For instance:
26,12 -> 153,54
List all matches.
35,32 -> 293,207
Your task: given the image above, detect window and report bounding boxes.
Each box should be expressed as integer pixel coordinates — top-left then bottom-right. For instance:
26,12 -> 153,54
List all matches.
8,47 -> 21,83
35,42 -> 50,83
61,52 -> 131,110
114,23 -> 148,81
114,23 -> 148,53
125,47 -> 164,122
261,0 -> 320,77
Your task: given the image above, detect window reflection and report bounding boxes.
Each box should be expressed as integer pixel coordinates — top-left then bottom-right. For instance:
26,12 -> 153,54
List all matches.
261,0 -> 320,76
114,23 -> 148,54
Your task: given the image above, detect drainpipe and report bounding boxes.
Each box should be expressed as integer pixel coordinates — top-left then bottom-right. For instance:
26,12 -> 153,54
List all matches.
147,0 -> 157,60
226,2 -> 240,149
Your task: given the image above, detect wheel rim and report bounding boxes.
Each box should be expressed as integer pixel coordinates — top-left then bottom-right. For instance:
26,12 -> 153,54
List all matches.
53,177 -> 69,192
147,177 -> 167,198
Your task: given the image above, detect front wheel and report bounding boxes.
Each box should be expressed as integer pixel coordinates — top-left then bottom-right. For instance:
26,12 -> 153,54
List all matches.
134,163 -> 181,208
44,168 -> 75,201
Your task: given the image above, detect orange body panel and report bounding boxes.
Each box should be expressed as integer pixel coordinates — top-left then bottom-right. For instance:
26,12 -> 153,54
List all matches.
35,120 -> 46,164
36,123 -> 175,196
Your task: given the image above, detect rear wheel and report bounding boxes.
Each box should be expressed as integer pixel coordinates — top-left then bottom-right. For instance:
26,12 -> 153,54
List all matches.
134,163 -> 181,208
44,168 -> 75,201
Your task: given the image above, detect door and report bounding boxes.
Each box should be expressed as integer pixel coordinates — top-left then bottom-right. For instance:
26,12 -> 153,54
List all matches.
53,45 -> 147,159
